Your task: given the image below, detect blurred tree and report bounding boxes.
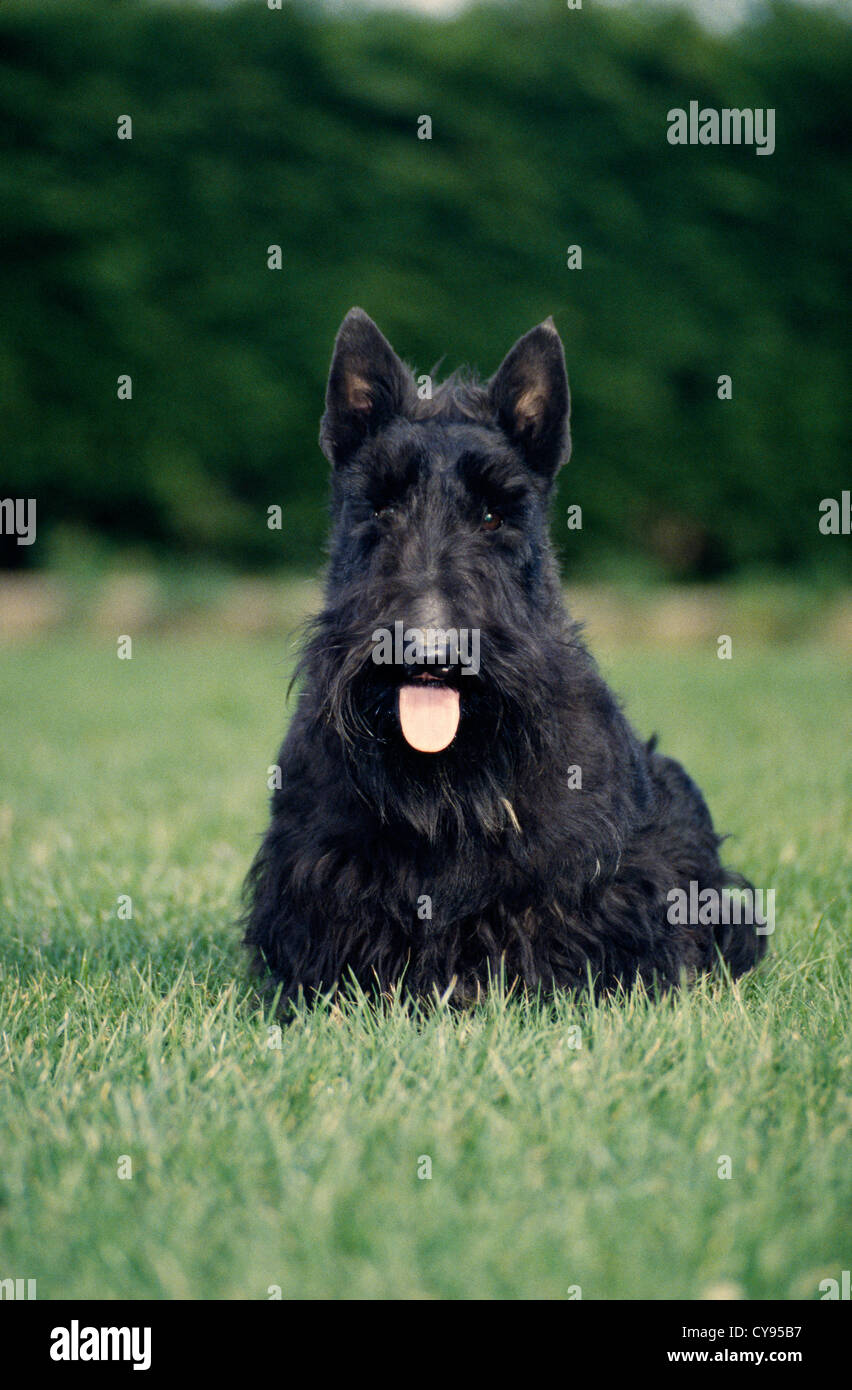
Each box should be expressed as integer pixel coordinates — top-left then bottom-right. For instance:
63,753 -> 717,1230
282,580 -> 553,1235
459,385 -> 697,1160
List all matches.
0,0 -> 848,579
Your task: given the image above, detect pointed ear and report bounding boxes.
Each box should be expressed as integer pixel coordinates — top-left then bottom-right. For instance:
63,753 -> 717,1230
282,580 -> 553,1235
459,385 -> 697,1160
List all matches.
488,319 -> 571,480
319,308 -> 414,466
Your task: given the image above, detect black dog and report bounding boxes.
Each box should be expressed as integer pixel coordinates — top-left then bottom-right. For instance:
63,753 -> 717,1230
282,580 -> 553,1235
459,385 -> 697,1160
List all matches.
243,309 -> 765,1005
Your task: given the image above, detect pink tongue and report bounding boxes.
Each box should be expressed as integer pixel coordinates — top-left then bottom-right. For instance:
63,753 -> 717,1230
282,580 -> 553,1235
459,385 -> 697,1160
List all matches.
398,684 -> 460,753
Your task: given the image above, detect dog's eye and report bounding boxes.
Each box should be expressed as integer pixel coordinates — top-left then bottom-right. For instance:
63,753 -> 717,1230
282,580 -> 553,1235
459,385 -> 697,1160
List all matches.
373,504 -> 397,519
481,509 -> 502,532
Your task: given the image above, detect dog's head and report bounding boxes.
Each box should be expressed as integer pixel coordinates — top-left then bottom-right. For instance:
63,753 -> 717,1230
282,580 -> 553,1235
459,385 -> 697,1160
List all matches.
304,309 -> 578,831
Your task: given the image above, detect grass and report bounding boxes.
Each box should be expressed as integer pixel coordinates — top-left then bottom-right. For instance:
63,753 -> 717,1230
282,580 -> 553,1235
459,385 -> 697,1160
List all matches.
0,628 -> 849,1299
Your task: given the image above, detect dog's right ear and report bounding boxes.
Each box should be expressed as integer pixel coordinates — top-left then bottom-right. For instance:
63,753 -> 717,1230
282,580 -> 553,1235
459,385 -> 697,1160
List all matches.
488,318 -> 571,481
319,308 -> 414,467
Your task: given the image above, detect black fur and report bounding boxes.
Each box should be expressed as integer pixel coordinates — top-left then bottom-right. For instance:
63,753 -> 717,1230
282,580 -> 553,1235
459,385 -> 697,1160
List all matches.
243,309 -> 766,1006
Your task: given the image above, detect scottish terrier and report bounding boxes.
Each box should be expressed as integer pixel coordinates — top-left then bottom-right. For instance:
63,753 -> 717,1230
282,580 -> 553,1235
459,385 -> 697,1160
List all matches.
243,309 -> 765,1005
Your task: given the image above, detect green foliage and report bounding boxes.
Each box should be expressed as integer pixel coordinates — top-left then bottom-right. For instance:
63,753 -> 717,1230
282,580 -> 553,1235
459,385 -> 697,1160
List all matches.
0,632 -> 849,1296
1,0 -> 849,577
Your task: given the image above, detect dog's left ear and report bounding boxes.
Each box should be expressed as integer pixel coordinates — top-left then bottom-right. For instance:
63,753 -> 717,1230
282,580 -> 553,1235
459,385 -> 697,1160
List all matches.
488,318 -> 571,481
320,307 -> 415,467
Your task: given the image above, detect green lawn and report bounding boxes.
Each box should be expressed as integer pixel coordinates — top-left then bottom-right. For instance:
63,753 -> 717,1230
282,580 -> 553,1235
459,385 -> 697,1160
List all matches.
0,634 -> 849,1299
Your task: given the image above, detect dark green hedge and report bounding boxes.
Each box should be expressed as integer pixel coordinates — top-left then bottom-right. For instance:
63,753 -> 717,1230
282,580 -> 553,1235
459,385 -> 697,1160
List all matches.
1,0 -> 849,578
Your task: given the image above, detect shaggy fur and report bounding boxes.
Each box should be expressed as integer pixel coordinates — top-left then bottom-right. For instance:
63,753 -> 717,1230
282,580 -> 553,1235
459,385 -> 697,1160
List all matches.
243,309 -> 765,1005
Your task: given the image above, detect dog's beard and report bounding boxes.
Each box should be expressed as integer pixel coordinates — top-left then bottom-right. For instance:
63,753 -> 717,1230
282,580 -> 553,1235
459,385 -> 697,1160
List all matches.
302,614 -> 576,843
344,677 -> 521,841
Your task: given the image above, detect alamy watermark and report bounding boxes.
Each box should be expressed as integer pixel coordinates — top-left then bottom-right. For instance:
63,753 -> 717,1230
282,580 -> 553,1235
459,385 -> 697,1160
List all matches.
667,881 -> 775,935
371,622 -> 480,676
0,497 -> 36,546
0,1276 -> 36,1299
50,1321 -> 151,1372
667,102 -> 775,157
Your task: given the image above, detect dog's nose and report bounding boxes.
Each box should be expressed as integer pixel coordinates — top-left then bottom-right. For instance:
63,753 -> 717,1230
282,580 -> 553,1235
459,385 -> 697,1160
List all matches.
402,626 -> 458,673
400,590 -> 456,670
418,628 -> 450,665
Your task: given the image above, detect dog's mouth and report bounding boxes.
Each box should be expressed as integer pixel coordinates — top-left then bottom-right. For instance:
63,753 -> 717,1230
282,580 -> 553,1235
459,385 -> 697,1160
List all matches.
397,671 -> 461,753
